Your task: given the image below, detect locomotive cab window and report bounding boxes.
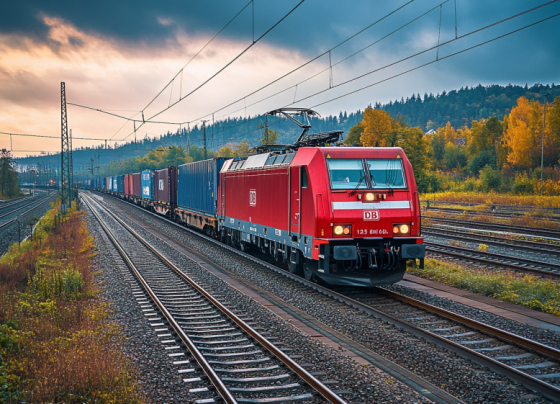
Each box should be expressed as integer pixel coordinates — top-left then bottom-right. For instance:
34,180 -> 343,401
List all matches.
265,155 -> 276,166
327,159 -> 367,190
366,159 -> 407,189
327,158 -> 407,190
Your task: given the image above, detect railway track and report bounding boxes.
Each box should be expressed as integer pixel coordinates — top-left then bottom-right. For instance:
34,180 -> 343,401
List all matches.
82,194 -> 345,404
87,191 -> 560,401
0,192 -> 54,224
423,226 -> 560,255
424,216 -> 560,240
0,195 -> 31,211
423,206 -> 560,222
425,241 -> 560,279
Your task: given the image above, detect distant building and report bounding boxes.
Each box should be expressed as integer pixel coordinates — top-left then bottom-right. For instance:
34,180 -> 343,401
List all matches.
425,129 -> 436,135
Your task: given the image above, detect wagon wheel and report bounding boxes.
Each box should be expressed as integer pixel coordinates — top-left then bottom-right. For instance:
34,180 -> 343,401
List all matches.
288,248 -> 303,276
303,258 -> 317,281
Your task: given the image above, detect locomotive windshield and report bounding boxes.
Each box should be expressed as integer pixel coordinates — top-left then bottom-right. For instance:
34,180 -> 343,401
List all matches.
327,158 -> 407,190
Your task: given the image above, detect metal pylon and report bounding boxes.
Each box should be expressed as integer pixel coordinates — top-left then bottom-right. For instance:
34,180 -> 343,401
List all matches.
60,82 -> 73,208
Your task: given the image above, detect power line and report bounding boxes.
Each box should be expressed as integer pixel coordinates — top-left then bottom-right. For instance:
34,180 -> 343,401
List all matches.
206,0 -> 449,123
65,0 -> 418,140
121,0 -> 307,142
289,0 -> 560,107
141,1 -> 253,113
309,12 -> 560,109
183,0 -> 418,125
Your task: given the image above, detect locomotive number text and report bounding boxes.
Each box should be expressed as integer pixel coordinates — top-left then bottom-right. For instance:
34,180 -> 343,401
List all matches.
357,229 -> 389,235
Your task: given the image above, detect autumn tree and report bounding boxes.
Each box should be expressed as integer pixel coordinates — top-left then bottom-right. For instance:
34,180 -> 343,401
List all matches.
0,149 -> 21,198
548,96 -> 560,153
360,108 -> 392,146
502,97 -> 556,169
257,123 -> 279,145
233,141 -> 250,157
441,121 -> 456,144
344,123 -> 364,146
217,147 -> 234,157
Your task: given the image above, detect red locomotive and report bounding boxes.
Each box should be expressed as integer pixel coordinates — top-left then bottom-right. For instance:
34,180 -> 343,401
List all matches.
93,108 -> 424,287
217,109 -> 424,286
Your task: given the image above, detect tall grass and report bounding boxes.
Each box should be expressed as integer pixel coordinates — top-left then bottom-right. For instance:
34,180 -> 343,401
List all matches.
422,191 -> 560,208
408,259 -> 560,316
0,201 -> 144,403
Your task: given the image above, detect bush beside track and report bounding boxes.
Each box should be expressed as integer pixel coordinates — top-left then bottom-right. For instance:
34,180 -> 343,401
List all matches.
0,199 -> 144,403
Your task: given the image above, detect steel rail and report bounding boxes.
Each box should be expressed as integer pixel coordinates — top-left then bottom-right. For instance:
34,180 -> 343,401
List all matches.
86,191 -> 560,401
0,196 -> 32,210
0,218 -> 16,230
425,242 -> 560,279
424,216 -> 560,239
423,206 -> 560,221
376,288 -> 560,360
82,194 -> 346,404
423,227 -> 560,254
0,192 -> 56,220
82,195 -> 238,404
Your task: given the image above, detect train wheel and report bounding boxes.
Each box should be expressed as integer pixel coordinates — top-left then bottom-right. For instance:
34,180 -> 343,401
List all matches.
239,241 -> 248,252
288,248 -> 303,276
303,258 -> 317,281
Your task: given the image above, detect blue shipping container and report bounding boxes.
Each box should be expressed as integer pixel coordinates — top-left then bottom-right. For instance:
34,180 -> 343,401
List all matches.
117,175 -> 125,194
177,158 -> 226,216
112,176 -> 118,192
108,177 -> 113,191
102,177 -> 107,190
141,170 -> 154,200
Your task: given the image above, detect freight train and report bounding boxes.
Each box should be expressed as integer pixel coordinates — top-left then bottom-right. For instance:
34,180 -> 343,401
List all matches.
83,108 -> 425,286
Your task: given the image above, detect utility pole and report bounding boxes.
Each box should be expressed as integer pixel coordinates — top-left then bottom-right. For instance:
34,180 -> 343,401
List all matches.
265,115 -> 269,144
541,93 -> 547,193
202,120 -> 208,159
60,82 -> 73,211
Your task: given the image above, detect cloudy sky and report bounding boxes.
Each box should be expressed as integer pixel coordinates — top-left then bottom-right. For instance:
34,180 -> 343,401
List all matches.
1,0 -> 559,157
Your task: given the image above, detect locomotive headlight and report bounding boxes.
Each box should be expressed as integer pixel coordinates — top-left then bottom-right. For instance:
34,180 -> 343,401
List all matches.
399,224 -> 410,234
365,192 -> 375,201
343,226 -> 351,235
334,226 -> 344,235
393,225 -> 399,234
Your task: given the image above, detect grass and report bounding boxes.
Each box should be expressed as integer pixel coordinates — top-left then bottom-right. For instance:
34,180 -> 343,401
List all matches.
0,200 -> 144,403
421,191 -> 560,208
422,208 -> 560,230
408,259 -> 560,316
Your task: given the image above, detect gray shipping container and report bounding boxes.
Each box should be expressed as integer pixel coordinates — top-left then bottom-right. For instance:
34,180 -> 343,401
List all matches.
177,158 -> 226,216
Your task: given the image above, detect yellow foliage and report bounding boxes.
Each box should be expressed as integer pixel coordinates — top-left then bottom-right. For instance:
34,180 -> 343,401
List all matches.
360,107 -> 392,147
477,244 -> 489,252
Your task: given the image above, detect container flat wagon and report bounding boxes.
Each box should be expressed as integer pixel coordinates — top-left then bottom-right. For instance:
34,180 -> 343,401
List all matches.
154,166 -> 177,217
176,158 -> 227,235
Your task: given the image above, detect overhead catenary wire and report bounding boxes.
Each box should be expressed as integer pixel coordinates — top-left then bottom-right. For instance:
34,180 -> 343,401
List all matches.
69,0 -> 414,140
15,1 -> 560,156
286,0 -> 560,107
309,12 -> 560,110
123,0 -> 307,141
205,0 -> 450,123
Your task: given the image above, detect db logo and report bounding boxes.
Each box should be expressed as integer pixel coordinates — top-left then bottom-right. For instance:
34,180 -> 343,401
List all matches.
363,210 -> 380,221
249,190 -> 257,206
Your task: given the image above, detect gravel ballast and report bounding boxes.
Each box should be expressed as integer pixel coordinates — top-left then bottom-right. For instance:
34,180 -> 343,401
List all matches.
84,195 -> 432,403
95,193 -> 554,403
